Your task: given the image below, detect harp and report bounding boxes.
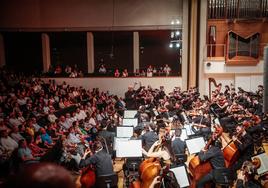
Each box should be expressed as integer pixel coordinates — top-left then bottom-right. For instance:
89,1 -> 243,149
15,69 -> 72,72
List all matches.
208,77 -> 221,99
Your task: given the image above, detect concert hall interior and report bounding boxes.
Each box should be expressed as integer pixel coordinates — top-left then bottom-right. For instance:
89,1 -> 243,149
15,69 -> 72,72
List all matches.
1,0 -> 268,188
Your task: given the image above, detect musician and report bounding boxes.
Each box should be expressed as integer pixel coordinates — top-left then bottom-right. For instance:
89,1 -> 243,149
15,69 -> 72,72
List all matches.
236,161 -> 262,188
79,141 -> 114,176
192,112 -> 212,141
171,129 -> 186,156
142,127 -> 174,163
231,124 -> 254,173
196,132 -> 225,188
142,123 -> 158,152
125,85 -> 137,110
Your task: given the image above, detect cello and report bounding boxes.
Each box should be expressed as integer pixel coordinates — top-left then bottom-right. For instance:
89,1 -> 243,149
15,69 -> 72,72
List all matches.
137,133 -> 173,188
188,126 -> 223,188
221,124 -> 247,168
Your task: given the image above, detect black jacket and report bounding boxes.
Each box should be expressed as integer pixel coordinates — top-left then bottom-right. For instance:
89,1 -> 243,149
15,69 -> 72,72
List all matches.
198,145 -> 225,169
79,149 -> 114,176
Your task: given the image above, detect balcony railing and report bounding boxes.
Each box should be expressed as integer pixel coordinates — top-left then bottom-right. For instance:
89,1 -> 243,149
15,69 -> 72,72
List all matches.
208,0 -> 268,19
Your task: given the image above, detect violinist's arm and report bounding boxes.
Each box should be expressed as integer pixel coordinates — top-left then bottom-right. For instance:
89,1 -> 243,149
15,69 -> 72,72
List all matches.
79,151 -> 96,168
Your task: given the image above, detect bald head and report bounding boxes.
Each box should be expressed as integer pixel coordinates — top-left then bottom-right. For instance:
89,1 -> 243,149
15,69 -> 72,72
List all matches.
8,163 -> 75,188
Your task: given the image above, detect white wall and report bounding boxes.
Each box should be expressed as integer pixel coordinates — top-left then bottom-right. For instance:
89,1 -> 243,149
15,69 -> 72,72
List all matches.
42,77 -> 183,97
202,60 -> 263,95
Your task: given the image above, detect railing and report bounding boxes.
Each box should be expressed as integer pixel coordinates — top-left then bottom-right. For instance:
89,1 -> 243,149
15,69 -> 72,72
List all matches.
208,0 -> 268,19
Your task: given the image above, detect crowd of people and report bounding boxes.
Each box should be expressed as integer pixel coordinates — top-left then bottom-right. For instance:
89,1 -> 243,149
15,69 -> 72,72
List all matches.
0,68 -> 267,187
98,64 -> 173,77
49,64 -> 84,77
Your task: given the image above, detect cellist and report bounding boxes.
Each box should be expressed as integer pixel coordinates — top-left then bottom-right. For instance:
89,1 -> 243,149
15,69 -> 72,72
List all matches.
230,124 -> 254,175
196,131 -> 225,188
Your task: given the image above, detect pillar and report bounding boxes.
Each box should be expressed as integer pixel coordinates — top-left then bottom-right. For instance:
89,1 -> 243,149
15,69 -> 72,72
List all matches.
41,33 -> 51,73
198,0 -> 208,95
264,45 -> 268,113
0,33 -> 6,68
87,32 -> 94,73
188,0 -> 198,88
182,0 -> 189,91
133,32 -> 140,73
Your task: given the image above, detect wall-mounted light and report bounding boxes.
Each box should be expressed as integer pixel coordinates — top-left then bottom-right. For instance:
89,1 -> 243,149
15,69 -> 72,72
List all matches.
176,43 -> 180,48
175,31 -> 180,36
169,43 -> 173,48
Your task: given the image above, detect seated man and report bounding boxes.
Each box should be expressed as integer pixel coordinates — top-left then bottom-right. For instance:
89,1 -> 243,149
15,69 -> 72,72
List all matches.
197,132 -> 226,188
18,139 -> 39,163
79,141 -> 114,177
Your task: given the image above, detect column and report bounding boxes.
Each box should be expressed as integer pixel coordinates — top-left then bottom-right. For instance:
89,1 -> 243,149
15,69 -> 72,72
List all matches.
87,32 -> 94,73
0,33 -> 6,68
198,0 -> 208,95
182,0 -> 189,91
41,33 -> 51,73
133,32 -> 139,73
264,45 -> 268,113
188,0 -> 198,88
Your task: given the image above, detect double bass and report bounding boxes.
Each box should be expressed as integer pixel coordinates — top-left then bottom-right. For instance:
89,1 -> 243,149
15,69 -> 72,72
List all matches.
188,126 -> 223,188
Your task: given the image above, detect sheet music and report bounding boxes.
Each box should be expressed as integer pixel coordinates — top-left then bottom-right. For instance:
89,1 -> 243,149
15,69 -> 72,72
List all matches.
184,123 -> 195,136
113,137 -> 129,151
252,153 -> 268,175
170,166 -> 190,188
116,139 -> 142,157
124,110 -> 138,118
185,137 -> 206,154
122,118 -> 138,127
116,126 -> 133,138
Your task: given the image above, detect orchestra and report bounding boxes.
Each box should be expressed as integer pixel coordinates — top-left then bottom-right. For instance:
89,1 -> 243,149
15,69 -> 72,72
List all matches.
1,78 -> 268,188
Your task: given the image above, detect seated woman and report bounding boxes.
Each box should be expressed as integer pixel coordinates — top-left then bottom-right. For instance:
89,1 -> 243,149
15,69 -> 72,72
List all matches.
140,127 -> 178,188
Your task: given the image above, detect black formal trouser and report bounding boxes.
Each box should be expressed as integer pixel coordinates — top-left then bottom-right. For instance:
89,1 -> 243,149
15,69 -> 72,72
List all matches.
197,172 -> 214,188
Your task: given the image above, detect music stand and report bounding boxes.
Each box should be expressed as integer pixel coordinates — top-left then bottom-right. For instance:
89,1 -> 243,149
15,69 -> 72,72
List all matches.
185,137 -> 206,155
124,110 -> 138,118
170,165 -> 190,188
122,118 -> 138,127
116,126 -> 133,138
116,139 -> 142,158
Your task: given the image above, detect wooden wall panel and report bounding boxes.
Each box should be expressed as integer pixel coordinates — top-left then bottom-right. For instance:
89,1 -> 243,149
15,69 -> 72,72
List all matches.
207,20 -> 268,59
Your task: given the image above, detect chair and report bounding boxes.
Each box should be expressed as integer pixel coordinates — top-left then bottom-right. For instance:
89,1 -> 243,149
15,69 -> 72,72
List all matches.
96,173 -> 118,188
174,154 -> 187,165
